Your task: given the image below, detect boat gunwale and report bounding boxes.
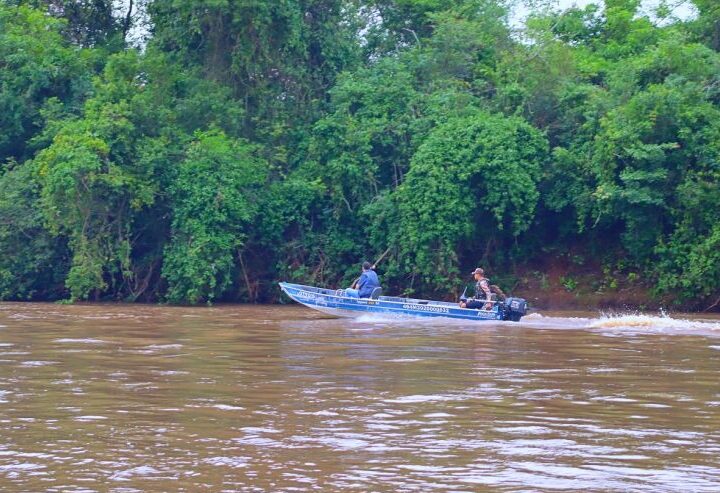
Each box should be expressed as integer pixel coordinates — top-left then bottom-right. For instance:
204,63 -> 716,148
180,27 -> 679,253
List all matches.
278,282 -> 501,315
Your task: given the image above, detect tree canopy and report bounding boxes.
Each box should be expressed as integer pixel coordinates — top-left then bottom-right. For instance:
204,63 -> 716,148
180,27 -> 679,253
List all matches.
1,0 -> 718,309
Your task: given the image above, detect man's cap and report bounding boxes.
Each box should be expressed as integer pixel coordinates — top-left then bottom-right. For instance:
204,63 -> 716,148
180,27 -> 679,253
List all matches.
471,267 -> 484,275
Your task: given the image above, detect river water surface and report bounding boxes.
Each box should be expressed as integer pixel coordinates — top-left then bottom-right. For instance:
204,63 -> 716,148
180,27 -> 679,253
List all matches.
1,303 -> 720,492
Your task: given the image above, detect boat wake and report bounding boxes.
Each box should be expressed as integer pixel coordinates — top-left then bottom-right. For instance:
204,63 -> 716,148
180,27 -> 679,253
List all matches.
319,309 -> 720,337
516,311 -> 720,336
353,314 -> 405,324
589,312 -> 720,333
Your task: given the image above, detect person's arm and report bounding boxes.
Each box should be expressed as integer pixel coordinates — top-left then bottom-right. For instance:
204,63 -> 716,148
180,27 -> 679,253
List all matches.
481,280 -> 493,309
481,280 -> 492,301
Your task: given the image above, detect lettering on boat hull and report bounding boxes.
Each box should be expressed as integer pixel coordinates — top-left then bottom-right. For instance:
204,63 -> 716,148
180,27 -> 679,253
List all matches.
401,304 -> 449,314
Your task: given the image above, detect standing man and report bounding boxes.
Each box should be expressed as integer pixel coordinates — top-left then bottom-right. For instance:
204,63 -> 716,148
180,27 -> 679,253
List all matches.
459,267 -> 493,310
345,261 -> 381,298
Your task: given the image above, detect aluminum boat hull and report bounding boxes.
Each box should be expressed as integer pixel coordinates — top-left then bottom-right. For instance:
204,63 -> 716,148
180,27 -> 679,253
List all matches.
279,282 -> 514,321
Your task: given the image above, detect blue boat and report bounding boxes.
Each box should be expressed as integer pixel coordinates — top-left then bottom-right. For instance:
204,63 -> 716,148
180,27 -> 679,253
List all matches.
279,282 -> 528,322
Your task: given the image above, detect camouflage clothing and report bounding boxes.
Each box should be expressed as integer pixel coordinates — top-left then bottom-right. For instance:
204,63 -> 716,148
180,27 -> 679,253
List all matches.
475,278 -> 491,301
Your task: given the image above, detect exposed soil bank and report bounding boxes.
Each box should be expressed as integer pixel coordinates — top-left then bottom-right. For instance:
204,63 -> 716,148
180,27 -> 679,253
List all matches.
508,260 -> 674,312
516,285 -> 659,312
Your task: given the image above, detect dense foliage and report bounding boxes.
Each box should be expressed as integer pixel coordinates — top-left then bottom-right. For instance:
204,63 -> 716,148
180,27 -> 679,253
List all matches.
1,0 -> 718,308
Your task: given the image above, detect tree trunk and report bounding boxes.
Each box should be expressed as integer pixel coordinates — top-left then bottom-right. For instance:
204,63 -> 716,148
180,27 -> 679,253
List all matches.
238,251 -> 256,302
122,0 -> 134,42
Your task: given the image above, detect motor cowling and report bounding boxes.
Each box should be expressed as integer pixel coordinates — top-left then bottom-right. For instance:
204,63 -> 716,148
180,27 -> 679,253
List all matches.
503,297 -> 527,321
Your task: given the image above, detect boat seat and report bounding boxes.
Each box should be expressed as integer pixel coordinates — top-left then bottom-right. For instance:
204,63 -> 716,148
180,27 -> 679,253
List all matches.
369,287 -> 383,299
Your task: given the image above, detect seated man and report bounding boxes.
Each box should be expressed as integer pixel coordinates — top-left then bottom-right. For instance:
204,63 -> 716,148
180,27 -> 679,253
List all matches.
459,267 -> 493,310
345,261 -> 381,298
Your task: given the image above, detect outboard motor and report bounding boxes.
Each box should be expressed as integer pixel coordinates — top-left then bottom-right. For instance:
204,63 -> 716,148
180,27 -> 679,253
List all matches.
503,297 -> 527,322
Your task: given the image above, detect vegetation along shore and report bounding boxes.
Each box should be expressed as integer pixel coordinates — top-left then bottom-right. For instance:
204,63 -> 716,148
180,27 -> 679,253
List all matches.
1,1 -> 719,311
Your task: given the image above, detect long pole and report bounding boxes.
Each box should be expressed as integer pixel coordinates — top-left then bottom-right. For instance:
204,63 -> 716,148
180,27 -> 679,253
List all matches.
372,247 -> 392,269
352,247 -> 392,288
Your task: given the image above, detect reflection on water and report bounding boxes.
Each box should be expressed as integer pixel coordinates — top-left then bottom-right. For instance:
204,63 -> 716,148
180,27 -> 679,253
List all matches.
1,303 -> 719,492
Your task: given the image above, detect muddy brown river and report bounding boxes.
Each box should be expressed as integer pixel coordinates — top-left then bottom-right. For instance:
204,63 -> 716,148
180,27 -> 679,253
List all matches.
1,303 -> 719,492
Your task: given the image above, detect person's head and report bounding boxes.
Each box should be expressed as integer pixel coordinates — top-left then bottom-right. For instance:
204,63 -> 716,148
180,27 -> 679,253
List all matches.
471,267 -> 484,279
362,261 -> 372,271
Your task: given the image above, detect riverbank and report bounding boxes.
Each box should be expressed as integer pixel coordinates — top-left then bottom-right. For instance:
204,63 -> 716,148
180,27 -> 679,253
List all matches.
509,262 -> 667,312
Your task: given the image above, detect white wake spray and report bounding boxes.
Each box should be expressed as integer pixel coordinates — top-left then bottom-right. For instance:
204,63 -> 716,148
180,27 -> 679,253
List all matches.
589,310 -> 720,332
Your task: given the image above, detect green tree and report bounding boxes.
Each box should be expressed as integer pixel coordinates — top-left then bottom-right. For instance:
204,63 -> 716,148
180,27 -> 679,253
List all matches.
0,163 -> 69,300
14,0 -> 126,48
148,0 -> 361,163
35,102 -> 155,300
692,0 -> 720,51
0,4 -> 91,164
162,130 -> 267,304
2,0 -> 719,308
397,111 -> 548,294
